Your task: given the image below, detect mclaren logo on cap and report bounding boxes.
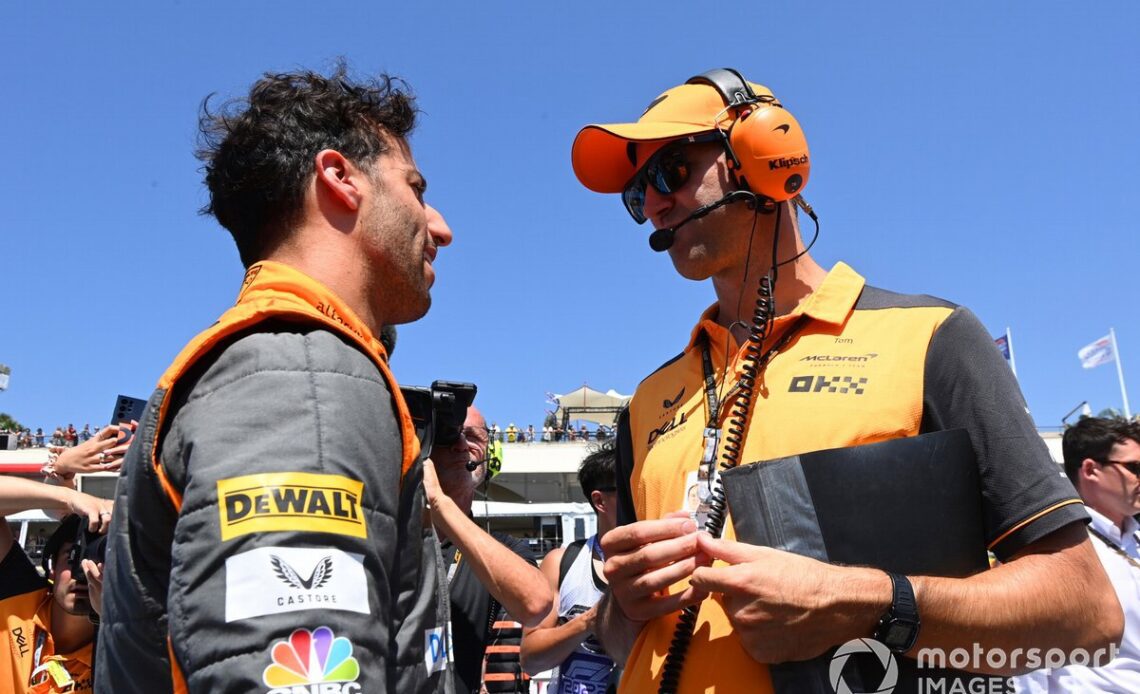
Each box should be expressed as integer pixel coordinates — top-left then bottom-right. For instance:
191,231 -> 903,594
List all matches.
217,472 -> 366,541
641,94 -> 669,116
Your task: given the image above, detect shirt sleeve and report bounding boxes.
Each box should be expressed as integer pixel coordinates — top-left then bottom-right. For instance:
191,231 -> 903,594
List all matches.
0,542 -> 48,601
614,407 -> 639,526
496,532 -> 539,567
920,307 -> 1087,560
162,329 -> 407,692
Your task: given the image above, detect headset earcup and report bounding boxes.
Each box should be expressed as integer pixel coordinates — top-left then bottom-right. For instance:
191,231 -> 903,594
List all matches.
729,106 -> 811,202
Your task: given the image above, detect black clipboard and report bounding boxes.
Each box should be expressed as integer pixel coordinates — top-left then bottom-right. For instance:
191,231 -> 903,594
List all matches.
721,429 -> 1002,694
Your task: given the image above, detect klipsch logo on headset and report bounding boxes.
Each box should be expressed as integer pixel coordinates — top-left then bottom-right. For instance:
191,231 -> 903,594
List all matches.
769,154 -> 809,170
789,375 -> 869,395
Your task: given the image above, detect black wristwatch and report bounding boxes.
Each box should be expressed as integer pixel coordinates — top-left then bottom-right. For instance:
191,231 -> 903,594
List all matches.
874,572 -> 920,653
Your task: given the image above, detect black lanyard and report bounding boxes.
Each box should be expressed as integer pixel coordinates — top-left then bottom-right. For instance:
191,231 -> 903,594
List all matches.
695,315 -> 810,498
1088,526 -> 1140,572
698,316 -> 809,431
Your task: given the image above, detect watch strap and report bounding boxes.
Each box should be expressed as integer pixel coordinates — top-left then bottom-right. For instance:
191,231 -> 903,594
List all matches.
875,571 -> 920,653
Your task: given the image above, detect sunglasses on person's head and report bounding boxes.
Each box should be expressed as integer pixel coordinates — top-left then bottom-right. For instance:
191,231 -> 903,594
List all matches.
1099,459 -> 1140,476
622,133 -> 722,225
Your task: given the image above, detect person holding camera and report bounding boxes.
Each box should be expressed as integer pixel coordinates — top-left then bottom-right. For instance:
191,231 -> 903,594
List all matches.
1,475 -> 113,693
424,405 -> 551,694
97,64 -> 455,693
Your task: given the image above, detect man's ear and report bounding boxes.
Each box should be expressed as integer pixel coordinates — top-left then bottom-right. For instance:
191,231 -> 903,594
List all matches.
590,489 -> 605,514
313,149 -> 364,211
1080,458 -> 1100,482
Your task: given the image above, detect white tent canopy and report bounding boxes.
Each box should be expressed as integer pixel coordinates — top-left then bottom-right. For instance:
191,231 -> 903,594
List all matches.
553,385 -> 631,426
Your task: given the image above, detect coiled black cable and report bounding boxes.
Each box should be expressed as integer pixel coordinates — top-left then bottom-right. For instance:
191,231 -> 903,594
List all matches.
656,272 -> 775,694
656,197 -> 818,693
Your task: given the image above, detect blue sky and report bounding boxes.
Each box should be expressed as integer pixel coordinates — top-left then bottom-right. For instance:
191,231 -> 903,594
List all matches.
2,3 -> 1138,433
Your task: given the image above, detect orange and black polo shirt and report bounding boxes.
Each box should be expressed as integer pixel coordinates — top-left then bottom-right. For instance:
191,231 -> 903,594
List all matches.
613,262 -> 1085,694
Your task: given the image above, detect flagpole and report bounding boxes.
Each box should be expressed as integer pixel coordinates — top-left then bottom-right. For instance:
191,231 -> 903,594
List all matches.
1005,327 -> 1018,379
1110,327 -> 1131,419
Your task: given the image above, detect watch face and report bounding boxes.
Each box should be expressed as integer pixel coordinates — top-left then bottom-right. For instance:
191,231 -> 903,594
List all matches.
885,621 -> 913,645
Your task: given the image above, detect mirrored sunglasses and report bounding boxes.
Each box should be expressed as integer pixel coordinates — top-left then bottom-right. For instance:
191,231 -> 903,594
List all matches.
621,133 -> 722,224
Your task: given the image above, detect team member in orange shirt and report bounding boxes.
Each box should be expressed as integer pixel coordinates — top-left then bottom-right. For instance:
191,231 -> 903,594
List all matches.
570,68 -> 1121,692
1,476 -> 112,693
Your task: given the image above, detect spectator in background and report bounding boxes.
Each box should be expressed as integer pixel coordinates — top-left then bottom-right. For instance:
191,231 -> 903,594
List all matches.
79,425 -> 92,444
425,405 -> 551,693
1016,417 -> 1140,692
64,425 -> 77,448
1,476 -> 113,693
526,425 -> 535,443
542,425 -> 552,442
522,441 -> 620,692
579,424 -> 589,441
35,429 -> 45,448
51,427 -> 64,447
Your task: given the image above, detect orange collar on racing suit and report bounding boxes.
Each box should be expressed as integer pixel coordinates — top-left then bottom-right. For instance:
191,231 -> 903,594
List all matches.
148,260 -> 421,511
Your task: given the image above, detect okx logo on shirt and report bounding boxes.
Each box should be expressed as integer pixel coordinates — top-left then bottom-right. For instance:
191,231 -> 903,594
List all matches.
262,627 -> 361,694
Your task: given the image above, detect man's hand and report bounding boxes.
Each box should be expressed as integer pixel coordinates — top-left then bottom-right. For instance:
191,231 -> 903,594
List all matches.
600,515 -> 708,624
82,559 -> 105,615
422,457 -> 444,509
66,489 -> 114,533
689,533 -> 890,664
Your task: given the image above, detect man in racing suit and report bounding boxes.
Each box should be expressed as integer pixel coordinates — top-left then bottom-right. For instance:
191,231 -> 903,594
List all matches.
97,64 -> 456,693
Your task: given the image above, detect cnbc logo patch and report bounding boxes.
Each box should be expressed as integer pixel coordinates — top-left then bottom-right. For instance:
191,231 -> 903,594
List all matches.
217,472 -> 366,541
263,627 -> 361,694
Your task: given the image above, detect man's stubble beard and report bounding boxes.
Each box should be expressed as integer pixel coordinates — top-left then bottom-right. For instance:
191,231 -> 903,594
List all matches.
363,194 -> 432,325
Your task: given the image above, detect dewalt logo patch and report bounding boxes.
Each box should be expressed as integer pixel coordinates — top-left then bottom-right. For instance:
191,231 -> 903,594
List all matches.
217,472 -> 366,541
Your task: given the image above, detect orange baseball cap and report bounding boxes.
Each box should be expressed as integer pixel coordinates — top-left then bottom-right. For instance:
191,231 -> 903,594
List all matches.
572,78 -> 779,193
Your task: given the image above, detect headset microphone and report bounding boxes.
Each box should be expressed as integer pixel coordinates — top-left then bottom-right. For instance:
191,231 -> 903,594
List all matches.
647,191 -> 758,252
465,460 -> 480,472
648,227 -> 675,252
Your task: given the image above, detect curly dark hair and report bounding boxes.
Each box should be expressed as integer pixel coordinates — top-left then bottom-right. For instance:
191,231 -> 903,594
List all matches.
578,439 -> 617,511
197,61 -> 418,266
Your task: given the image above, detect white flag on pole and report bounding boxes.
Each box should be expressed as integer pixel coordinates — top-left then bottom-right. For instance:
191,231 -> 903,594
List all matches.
1078,335 -> 1116,369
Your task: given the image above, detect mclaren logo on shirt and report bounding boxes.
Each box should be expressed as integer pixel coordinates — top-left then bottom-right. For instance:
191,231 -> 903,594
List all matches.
217,472 -> 366,541
788,375 -> 869,395
798,353 -> 878,363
